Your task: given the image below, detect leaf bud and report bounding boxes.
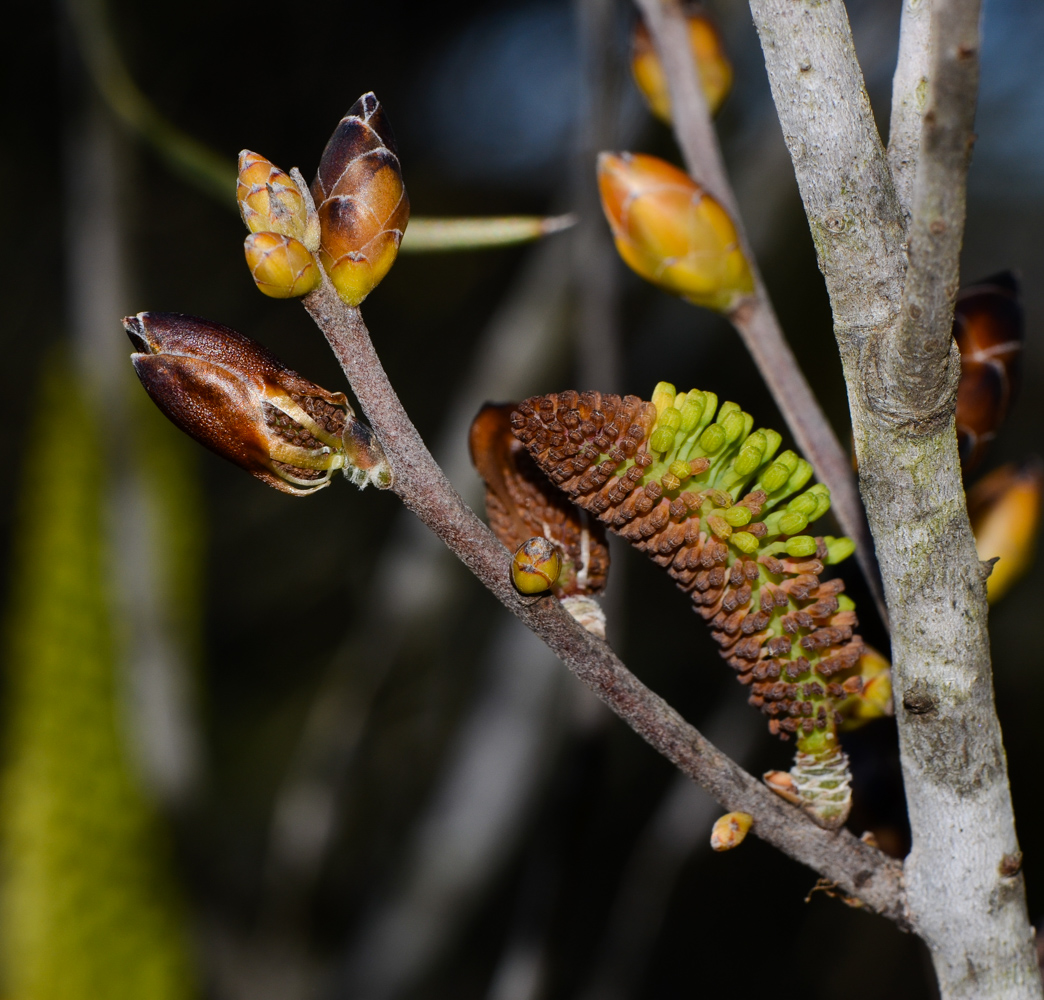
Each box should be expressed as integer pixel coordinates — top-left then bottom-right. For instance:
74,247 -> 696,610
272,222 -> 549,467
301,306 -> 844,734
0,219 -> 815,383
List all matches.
710,811 -> 752,852
244,232 -> 321,298
784,535 -> 817,558
123,311 -> 391,495
597,152 -> 753,312
312,92 -> 410,306
631,11 -> 733,125
237,150 -> 312,245
512,537 -> 561,594
823,536 -> 856,565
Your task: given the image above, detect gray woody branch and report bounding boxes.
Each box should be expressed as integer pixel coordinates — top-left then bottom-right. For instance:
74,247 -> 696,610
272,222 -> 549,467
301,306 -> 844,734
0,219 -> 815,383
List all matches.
301,277 -> 907,925
747,0 -> 1041,995
632,0 -> 885,624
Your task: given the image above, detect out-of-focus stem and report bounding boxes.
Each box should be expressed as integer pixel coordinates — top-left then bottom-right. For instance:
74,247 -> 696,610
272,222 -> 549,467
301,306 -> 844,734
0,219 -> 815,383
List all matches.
631,0 -> 885,622
300,276 -> 907,923
400,215 -> 577,253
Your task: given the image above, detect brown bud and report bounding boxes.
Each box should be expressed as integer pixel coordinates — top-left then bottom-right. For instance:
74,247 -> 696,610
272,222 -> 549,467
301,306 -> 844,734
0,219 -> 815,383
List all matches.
244,232 -> 321,298
312,92 -> 410,306
123,312 -> 391,495
954,271 -> 1023,474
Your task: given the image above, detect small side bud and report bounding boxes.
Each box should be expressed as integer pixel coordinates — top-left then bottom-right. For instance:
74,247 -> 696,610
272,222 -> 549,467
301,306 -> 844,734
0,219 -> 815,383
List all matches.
512,537 -> 561,594
597,152 -> 753,313
710,811 -> 753,852
312,92 -> 410,306
237,150 -> 310,242
244,232 -> 321,298
123,312 -> 391,495
631,11 -> 732,124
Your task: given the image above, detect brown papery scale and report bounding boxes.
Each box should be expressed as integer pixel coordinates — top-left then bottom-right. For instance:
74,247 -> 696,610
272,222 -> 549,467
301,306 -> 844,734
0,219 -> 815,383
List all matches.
470,403 -> 609,598
954,271 -> 1023,475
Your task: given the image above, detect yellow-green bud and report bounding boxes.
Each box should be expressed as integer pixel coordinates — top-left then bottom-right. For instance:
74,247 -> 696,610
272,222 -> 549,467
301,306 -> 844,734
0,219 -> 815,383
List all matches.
698,423 -> 726,454
721,410 -> 746,445
717,400 -> 741,421
837,594 -> 856,612
678,393 -> 705,433
724,505 -> 752,527
786,492 -> 819,516
512,537 -> 561,594
760,428 -> 783,463
706,515 -> 732,539
657,406 -> 683,433
730,531 -> 759,554
759,460 -> 792,493
650,427 -> 676,453
777,511 -> 809,535
784,535 -> 817,558
825,536 -> 856,565
732,431 -> 767,476
668,459 -> 692,481
783,459 -> 813,496
652,381 -> 677,415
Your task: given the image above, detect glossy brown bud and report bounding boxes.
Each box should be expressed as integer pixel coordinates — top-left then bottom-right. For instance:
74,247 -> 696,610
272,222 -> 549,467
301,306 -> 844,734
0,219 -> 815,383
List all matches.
244,232 -> 321,298
312,92 -> 410,306
123,312 -> 392,495
953,271 -> 1023,474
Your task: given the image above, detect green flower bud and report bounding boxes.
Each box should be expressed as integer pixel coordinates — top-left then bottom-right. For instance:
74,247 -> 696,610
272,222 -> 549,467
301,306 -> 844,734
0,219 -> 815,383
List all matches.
657,406 -> 683,433
759,460 -> 792,494
724,505 -> 752,527
777,510 -> 809,535
837,593 -> 856,612
784,535 -> 818,558
678,392 -> 705,433
760,428 -> 783,464
706,515 -> 732,539
652,381 -> 676,415
825,536 -> 856,565
732,431 -> 767,476
721,409 -> 746,445
650,427 -> 676,453
786,492 -> 819,516
717,400 -> 741,421
698,423 -> 726,454
730,531 -> 759,554
668,459 -> 693,481
782,459 -> 813,497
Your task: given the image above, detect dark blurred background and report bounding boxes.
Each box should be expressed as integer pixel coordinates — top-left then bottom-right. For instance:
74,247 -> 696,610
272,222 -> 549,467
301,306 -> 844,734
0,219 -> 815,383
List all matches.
1,0 -> 1042,997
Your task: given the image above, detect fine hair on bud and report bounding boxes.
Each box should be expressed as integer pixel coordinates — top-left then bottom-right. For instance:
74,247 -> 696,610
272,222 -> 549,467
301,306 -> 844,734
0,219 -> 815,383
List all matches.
123,312 -> 392,495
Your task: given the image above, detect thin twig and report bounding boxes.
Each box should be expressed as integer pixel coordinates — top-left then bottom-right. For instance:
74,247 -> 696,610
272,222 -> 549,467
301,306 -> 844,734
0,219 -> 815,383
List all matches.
301,276 -> 907,924
631,0 -> 885,623
887,0 -> 932,219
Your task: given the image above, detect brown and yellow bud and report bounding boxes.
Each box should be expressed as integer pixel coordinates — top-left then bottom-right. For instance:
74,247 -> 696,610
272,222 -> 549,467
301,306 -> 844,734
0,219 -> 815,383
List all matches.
123,311 -> 392,495
512,537 -> 561,595
237,150 -> 310,241
244,232 -> 321,298
969,459 -> 1043,603
631,11 -> 732,124
836,645 -> 893,730
710,811 -> 752,852
311,92 -> 410,306
597,152 -> 753,312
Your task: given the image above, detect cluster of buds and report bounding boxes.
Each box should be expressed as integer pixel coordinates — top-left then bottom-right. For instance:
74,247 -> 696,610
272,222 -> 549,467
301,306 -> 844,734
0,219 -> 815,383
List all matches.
598,153 -> 753,313
510,383 -> 877,828
124,312 -> 392,495
470,403 -> 610,636
953,271 -> 1023,474
237,93 -> 409,306
631,8 -> 732,124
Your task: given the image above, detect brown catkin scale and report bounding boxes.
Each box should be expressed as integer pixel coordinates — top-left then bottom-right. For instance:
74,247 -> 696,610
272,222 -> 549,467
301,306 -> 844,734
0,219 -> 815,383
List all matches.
470,404 -> 609,598
511,390 -> 865,747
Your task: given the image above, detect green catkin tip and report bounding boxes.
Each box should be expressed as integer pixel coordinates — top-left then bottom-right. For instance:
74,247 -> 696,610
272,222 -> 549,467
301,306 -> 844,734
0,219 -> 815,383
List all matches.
825,536 -> 856,565
652,382 -> 676,415
784,535 -> 818,557
778,510 -> 809,535
731,531 -> 759,553
698,424 -> 726,454
650,427 -> 676,453
724,505 -> 752,527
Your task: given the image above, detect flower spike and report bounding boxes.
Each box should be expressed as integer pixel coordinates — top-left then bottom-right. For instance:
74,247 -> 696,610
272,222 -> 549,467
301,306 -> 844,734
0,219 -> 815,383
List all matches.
124,312 -> 392,495
631,9 -> 732,124
511,385 -> 868,828
311,92 -> 410,306
598,153 -> 753,313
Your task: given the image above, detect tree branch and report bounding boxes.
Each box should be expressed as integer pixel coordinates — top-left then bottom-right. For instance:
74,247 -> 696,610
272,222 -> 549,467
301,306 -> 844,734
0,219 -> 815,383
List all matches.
301,276 -> 907,925
632,0 -> 885,623
888,0 -> 932,219
747,1 -> 1041,994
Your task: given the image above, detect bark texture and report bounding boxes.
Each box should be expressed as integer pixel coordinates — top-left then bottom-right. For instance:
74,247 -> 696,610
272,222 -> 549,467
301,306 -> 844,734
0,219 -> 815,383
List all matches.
747,0 -> 1040,994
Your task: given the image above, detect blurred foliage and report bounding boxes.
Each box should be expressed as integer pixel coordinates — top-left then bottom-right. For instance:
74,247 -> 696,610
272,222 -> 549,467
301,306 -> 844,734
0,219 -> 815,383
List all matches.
0,360 -> 195,1000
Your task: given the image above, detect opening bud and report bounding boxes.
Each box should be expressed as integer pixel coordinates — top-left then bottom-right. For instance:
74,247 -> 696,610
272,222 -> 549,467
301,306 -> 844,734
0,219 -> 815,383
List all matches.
312,92 -> 410,306
124,312 -> 392,495
597,152 -> 753,312
244,232 -> 321,298
237,150 -> 311,243
512,537 -> 561,594
631,12 -> 733,125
